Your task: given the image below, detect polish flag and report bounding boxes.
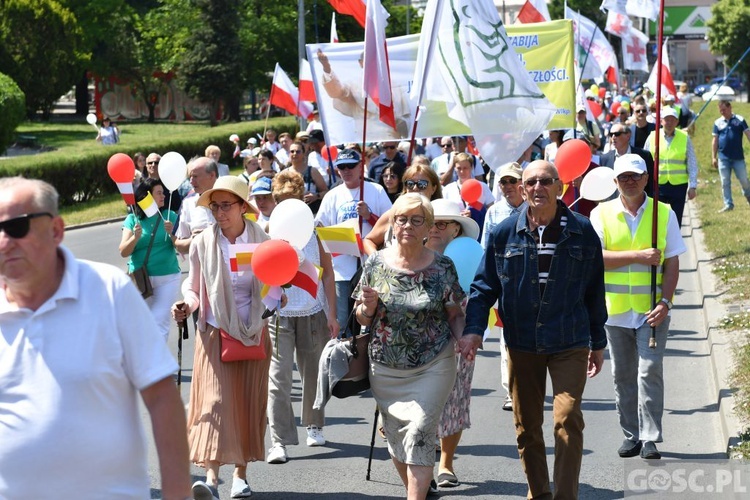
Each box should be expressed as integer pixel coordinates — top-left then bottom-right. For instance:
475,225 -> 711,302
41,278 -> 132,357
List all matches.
269,64 -> 314,119
116,182 -> 135,206
516,0 -> 550,24
330,12 -> 339,43
646,40 -> 677,98
362,0 -> 396,130
299,59 -> 316,103
289,259 -> 322,299
327,0 -> 366,28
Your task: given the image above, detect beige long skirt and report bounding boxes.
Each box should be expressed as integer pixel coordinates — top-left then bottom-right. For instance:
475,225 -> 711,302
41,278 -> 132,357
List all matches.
370,343 -> 457,466
187,325 -> 272,467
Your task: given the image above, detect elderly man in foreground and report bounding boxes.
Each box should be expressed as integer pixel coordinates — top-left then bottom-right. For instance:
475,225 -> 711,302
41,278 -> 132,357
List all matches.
460,160 -> 607,499
0,177 -> 191,499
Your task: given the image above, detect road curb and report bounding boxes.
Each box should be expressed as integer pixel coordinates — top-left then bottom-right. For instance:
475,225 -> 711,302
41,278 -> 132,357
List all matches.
687,201 -> 743,456
65,215 -> 126,231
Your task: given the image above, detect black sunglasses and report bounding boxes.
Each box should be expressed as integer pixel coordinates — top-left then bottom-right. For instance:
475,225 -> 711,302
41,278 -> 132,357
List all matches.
337,162 -> 359,170
147,161 -> 160,165
499,178 -> 519,186
610,131 -> 628,137
405,179 -> 429,191
383,145 -> 397,150
524,177 -> 558,187
441,143 -> 453,148
0,212 -> 53,239
635,109 -> 648,114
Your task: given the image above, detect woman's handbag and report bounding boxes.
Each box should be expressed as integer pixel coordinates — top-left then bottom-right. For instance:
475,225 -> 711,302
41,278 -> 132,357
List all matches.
331,329 -> 371,399
219,328 -> 268,362
128,218 -> 159,299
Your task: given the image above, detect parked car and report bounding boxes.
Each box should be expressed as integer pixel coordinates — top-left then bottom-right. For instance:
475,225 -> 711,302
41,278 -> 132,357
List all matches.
694,77 -> 742,96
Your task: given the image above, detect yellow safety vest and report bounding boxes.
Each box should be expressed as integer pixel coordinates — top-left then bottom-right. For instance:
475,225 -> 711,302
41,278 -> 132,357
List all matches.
599,198 -> 670,315
649,129 -> 688,185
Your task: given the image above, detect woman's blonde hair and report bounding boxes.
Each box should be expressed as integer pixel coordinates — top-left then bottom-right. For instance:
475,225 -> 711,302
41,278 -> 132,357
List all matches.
391,192 -> 434,228
402,164 -> 443,200
205,145 -> 221,157
272,169 -> 305,202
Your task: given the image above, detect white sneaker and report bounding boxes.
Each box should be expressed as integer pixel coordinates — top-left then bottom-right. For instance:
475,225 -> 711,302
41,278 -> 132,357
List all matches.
306,426 -> 326,446
231,477 -> 252,498
192,481 -> 219,500
266,443 -> 288,464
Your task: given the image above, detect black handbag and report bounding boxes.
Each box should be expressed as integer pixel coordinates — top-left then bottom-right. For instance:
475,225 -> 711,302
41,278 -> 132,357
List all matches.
332,329 -> 371,399
128,217 -> 159,299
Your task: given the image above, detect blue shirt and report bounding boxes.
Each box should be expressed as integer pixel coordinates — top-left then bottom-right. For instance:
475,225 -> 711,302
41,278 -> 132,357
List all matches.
713,114 -> 748,161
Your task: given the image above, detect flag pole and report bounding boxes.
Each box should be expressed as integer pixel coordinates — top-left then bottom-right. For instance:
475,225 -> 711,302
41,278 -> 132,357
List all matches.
688,45 -> 750,129
407,0 -> 444,164
360,96 -> 368,234
262,99 -> 272,144
650,0 -> 667,350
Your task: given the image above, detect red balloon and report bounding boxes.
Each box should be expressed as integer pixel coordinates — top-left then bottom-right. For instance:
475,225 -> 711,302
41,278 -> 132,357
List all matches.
556,139 -> 592,184
610,101 -> 621,115
460,179 -> 482,205
321,145 -> 338,163
251,240 -> 299,286
598,87 -> 606,99
589,101 -> 603,118
107,153 -> 135,183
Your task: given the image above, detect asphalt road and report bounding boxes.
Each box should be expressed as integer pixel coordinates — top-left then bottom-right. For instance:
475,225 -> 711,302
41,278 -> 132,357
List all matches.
63,203 -> 724,499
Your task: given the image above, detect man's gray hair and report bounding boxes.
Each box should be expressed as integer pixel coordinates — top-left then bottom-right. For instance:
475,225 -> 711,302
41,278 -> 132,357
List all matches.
0,177 -> 59,215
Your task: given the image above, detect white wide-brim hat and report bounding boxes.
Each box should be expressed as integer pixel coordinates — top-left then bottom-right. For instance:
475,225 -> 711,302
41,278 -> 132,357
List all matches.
430,199 -> 480,240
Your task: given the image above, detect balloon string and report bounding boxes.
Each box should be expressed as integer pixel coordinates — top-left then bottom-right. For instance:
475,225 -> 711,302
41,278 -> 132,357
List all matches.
570,195 -> 582,207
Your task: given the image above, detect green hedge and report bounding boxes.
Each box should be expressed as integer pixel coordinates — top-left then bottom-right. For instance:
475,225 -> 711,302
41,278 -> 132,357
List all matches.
0,73 -> 26,154
0,117 -> 297,206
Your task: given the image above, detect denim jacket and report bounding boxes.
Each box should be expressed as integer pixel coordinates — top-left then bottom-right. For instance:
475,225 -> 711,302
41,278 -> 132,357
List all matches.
464,203 -> 607,354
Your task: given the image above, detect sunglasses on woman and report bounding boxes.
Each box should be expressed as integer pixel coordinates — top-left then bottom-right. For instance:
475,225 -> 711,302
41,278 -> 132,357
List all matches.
405,179 -> 429,191
0,212 -> 53,239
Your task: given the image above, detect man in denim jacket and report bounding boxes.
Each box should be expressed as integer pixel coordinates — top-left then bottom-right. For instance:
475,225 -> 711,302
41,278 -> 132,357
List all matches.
460,160 -> 608,499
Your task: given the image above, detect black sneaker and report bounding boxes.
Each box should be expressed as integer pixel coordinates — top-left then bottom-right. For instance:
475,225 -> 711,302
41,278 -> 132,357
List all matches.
618,439 -> 642,458
427,479 -> 439,496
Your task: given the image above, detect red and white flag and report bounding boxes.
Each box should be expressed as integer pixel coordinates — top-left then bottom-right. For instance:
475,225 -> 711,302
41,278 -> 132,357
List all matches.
327,0 -> 366,28
604,9 -> 631,37
646,40 -> 677,98
269,64 -> 314,119
299,59 -> 316,102
116,182 -> 135,206
621,27 -> 648,73
362,0 -> 396,130
330,12 -> 339,43
516,0 -> 550,24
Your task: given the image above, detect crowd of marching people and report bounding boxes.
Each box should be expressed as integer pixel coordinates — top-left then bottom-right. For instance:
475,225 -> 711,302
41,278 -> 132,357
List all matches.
7,77 -> 743,500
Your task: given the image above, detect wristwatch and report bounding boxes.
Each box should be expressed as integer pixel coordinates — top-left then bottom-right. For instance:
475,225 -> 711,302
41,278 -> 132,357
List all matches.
660,297 -> 673,310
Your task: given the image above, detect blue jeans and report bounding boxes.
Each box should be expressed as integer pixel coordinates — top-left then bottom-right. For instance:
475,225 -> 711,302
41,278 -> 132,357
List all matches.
605,318 -> 670,443
335,280 -> 352,337
718,158 -> 750,208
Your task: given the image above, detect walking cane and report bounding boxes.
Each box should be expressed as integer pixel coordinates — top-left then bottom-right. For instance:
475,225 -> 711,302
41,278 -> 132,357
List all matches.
366,406 -> 380,481
177,318 -> 188,386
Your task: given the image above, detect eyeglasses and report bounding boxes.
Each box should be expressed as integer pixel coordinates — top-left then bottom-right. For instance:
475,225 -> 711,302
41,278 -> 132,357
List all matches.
441,143 -> 453,148
382,173 -> 397,180
147,160 -> 160,165
383,145 -> 397,150
337,163 -> 358,170
434,221 -> 457,230
405,179 -> 429,191
616,173 -> 644,182
208,201 -> 240,212
0,212 -> 52,239
524,177 -> 558,187
394,215 -> 426,227
635,109 -> 648,114
499,178 -> 519,186
289,150 -> 303,155
610,131 -> 628,137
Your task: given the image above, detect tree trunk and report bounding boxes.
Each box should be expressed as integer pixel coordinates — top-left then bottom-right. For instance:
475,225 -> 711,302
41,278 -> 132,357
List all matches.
227,94 -> 241,122
147,102 -> 156,123
75,72 -> 89,116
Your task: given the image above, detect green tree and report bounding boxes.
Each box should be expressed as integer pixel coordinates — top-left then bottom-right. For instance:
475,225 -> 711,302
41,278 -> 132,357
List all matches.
0,0 -> 88,119
0,73 -> 26,153
179,0 -> 245,125
549,0 -> 605,24
708,0 -> 750,102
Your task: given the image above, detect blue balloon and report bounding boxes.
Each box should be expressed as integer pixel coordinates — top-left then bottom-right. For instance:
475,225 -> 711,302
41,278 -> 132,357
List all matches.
443,236 -> 484,293
614,95 -> 623,102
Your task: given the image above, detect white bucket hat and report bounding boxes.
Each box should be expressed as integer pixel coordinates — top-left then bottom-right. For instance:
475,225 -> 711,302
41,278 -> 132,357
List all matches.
430,199 -> 480,240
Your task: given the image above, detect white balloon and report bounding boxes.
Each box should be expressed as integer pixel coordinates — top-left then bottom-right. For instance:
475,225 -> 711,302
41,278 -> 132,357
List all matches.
580,167 -> 617,202
86,113 -> 97,125
158,152 -> 188,191
269,199 -> 315,250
